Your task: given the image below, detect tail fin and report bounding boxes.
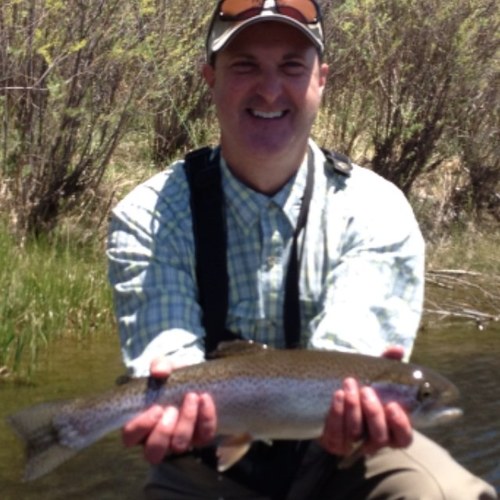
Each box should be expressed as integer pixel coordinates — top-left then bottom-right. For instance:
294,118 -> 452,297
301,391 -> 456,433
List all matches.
7,400 -> 78,482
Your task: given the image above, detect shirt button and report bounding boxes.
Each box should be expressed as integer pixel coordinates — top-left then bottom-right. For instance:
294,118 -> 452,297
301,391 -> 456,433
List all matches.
267,256 -> 278,267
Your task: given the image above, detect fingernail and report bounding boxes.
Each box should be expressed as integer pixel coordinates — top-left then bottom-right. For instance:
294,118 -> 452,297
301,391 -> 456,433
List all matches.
189,392 -> 200,404
161,406 -> 178,425
388,404 -> 400,420
344,378 -> 357,393
361,387 -> 377,403
149,405 -> 164,422
172,437 -> 187,451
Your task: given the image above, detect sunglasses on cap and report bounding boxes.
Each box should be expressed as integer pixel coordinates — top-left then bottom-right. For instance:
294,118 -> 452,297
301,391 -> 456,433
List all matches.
217,0 -> 321,24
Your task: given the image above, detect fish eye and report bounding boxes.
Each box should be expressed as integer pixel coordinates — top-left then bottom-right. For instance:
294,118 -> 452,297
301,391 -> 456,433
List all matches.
417,381 -> 433,402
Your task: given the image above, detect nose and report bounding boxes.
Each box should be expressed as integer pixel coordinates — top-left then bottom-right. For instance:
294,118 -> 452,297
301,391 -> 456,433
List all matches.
255,69 -> 282,103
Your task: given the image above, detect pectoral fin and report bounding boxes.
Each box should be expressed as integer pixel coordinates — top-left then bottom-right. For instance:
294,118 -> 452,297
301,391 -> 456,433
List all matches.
216,434 -> 253,472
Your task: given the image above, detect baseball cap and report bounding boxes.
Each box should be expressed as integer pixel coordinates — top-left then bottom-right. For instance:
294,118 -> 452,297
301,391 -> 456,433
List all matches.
206,0 -> 324,61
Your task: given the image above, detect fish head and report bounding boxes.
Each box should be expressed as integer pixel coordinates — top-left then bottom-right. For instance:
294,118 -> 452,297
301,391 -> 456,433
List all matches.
370,363 -> 463,429
406,368 -> 463,428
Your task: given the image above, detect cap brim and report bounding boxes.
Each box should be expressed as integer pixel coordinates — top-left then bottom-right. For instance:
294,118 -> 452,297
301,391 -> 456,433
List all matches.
207,13 -> 324,60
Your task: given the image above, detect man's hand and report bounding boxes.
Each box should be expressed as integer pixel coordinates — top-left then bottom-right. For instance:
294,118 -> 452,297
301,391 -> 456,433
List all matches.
122,358 -> 217,464
319,347 -> 413,458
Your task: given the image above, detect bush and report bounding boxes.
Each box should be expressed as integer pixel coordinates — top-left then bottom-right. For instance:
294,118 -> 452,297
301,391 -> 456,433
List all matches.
0,0 -> 212,238
321,0 -> 499,201
1,0 -> 498,239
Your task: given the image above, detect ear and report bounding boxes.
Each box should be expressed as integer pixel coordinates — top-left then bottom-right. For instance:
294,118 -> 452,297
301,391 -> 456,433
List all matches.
318,63 -> 329,94
202,63 -> 216,88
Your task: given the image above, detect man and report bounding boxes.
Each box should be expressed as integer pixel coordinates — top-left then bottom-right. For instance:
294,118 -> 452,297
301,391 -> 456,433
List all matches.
107,1 -> 497,498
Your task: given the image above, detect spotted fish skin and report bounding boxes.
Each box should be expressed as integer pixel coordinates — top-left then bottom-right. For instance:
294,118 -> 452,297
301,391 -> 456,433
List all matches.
7,343 -> 462,481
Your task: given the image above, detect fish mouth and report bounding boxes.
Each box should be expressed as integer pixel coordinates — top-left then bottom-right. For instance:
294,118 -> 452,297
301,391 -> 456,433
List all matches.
411,406 -> 463,429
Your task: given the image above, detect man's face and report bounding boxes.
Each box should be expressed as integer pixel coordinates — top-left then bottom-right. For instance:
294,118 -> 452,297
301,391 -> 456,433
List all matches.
203,22 -> 328,166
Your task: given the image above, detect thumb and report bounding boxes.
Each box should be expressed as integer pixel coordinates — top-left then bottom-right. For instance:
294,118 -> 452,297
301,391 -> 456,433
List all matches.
149,357 -> 176,378
382,346 -> 404,361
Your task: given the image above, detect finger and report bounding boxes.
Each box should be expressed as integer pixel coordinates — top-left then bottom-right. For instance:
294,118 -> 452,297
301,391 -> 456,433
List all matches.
170,393 -> 200,453
360,386 -> 388,454
192,393 -> 217,447
382,346 -> 404,361
386,402 -> 413,448
343,378 -> 363,443
143,406 -> 179,464
122,405 -> 163,447
150,357 -> 175,378
319,389 -> 345,454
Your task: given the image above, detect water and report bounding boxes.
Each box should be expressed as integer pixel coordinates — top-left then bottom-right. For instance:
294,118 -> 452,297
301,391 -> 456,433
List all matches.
0,334 -> 147,500
412,323 -> 500,492
0,324 -> 499,498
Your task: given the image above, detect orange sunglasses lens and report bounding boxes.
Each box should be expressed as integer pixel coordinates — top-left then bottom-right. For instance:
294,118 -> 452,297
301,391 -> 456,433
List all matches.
219,0 -> 319,23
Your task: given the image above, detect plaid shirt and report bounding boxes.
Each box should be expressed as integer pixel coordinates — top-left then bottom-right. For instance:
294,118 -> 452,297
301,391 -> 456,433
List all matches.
107,140 -> 425,376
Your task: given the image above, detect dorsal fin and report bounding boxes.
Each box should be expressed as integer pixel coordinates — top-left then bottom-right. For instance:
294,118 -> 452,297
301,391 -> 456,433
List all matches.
207,340 -> 270,360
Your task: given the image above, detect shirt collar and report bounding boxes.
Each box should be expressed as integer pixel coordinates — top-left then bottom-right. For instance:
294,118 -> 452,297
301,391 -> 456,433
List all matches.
220,153 -> 309,232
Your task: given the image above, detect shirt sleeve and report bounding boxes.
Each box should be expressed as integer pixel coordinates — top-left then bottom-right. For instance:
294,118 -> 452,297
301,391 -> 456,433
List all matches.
106,165 -> 205,376
308,167 -> 425,361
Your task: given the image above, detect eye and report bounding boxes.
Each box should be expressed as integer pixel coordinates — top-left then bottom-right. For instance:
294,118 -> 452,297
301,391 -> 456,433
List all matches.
282,61 -> 307,76
417,381 -> 433,403
230,60 -> 257,74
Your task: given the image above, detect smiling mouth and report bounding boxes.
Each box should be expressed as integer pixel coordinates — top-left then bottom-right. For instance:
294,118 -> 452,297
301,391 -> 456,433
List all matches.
249,109 -> 288,119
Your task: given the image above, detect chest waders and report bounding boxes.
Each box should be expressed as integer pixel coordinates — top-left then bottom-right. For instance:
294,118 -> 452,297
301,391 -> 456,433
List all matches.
182,146 -> 352,498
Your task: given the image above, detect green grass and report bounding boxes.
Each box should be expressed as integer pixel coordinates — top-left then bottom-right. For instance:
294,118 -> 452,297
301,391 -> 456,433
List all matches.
426,223 -> 500,274
0,225 -> 114,376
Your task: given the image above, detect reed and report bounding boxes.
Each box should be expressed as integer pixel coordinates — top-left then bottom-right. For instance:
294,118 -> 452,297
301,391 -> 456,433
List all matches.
0,225 -> 114,376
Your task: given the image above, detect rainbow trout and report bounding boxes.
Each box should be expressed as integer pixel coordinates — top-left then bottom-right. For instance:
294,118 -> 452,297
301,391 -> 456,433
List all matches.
7,342 -> 462,481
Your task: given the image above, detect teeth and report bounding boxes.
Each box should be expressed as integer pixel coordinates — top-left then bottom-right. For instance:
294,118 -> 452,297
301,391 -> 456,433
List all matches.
251,110 -> 285,119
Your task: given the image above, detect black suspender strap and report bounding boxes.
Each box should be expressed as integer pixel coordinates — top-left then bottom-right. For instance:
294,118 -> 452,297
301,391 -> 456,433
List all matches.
184,147 -> 238,354
283,150 -> 315,348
